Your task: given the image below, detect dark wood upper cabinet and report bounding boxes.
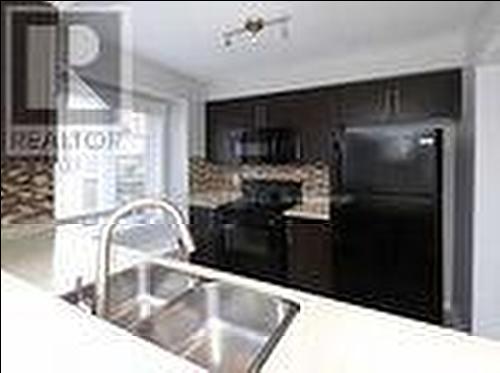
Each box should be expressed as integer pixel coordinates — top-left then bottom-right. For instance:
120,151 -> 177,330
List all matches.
266,90 -> 334,163
206,70 -> 461,164
396,71 -> 461,121
337,80 -> 389,125
206,100 -> 254,164
207,89 -> 336,164
337,70 -> 461,126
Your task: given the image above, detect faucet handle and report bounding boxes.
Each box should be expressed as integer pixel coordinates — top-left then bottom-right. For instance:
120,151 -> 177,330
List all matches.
170,238 -> 190,261
74,276 -> 94,314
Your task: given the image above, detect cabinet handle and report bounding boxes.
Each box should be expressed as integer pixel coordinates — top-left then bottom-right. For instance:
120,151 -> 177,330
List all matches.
295,136 -> 302,161
383,81 -> 401,117
393,83 -> 401,114
286,227 -> 293,246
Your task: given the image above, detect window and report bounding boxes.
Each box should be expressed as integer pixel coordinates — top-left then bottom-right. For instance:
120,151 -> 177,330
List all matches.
114,107 -> 166,205
55,86 -> 170,219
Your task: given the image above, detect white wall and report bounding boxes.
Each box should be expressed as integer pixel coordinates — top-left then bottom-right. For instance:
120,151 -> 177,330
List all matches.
128,54 -> 208,158
449,69 -> 475,332
208,33 -> 465,100
129,55 -> 207,216
473,64 -> 500,340
56,0 -> 208,157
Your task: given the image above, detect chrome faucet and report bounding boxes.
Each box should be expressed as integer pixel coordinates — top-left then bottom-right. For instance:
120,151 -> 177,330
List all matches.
95,198 -> 196,318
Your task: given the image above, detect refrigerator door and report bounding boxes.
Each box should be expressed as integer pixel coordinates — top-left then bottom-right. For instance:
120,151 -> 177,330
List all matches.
333,194 -> 441,323
331,125 -> 443,324
343,126 -> 442,196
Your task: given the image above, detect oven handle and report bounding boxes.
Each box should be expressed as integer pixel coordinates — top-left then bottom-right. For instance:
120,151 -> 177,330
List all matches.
221,222 -> 236,251
222,222 -> 236,230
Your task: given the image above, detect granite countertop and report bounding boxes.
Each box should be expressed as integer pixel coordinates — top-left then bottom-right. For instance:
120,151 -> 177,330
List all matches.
190,190 -> 330,221
284,197 -> 330,221
189,190 -> 241,209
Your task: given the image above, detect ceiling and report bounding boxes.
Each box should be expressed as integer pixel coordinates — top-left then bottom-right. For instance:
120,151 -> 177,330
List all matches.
61,1 -> 499,98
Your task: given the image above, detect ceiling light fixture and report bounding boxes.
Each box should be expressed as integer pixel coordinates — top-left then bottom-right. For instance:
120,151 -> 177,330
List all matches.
222,15 -> 291,47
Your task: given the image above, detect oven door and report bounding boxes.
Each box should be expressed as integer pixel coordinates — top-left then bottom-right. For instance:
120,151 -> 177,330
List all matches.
220,217 -> 287,281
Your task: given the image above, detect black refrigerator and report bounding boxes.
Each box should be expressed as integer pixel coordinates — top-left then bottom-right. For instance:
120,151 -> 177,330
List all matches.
331,125 -> 443,324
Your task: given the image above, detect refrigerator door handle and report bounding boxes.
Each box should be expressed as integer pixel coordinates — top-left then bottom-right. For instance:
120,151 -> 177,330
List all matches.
419,135 -> 436,147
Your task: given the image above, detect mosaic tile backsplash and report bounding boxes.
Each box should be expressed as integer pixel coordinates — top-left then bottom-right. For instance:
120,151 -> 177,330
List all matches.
189,157 -> 330,199
1,157 -> 328,224
1,159 -> 54,225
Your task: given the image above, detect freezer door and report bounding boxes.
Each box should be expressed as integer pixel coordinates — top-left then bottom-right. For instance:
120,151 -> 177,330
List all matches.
343,126 -> 442,196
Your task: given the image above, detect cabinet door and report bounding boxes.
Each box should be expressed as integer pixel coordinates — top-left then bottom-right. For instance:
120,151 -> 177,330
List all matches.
338,70 -> 460,125
286,218 -> 333,295
206,101 -> 254,164
338,81 -> 389,125
208,90 -> 334,164
267,90 -> 332,162
189,206 -> 220,265
397,71 -> 461,120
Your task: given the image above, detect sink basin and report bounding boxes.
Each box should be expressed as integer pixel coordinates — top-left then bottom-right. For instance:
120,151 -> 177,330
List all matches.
62,261 -> 201,329
62,262 -> 299,372
132,281 -> 299,372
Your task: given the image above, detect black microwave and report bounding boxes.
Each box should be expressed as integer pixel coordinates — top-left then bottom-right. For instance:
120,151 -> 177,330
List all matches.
230,128 -> 300,164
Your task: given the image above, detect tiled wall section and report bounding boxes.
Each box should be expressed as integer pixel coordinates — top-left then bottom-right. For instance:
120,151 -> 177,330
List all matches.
189,157 -> 235,193
1,159 -> 54,225
1,157 -> 327,224
189,157 -> 330,199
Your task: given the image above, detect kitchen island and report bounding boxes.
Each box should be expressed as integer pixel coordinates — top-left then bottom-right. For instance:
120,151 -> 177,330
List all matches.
2,225 -> 500,373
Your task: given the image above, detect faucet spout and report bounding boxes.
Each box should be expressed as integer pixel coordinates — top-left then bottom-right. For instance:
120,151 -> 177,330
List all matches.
95,198 -> 195,318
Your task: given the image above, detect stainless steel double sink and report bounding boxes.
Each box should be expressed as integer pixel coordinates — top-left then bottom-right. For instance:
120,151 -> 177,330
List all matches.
62,261 -> 299,372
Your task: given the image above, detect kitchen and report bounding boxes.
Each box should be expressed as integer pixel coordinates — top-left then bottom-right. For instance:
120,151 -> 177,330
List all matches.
2,1 -> 500,373
189,71 -> 459,327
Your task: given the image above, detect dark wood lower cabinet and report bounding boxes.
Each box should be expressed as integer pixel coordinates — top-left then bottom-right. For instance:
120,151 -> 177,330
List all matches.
285,218 -> 334,296
189,207 -> 441,325
189,206 -> 221,267
189,208 -> 336,296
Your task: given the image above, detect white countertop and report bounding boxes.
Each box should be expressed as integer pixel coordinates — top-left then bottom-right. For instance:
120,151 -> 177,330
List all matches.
1,270 -> 204,373
1,223 -> 179,293
2,226 -> 500,373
